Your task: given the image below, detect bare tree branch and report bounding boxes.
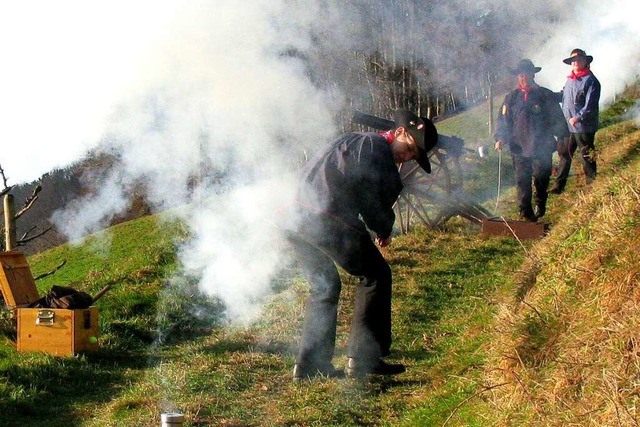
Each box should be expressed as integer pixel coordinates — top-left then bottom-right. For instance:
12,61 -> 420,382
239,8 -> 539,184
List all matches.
17,226 -> 52,245
15,185 -> 42,219
0,163 -> 9,189
33,259 -> 67,281
19,225 -> 37,240
0,164 -> 13,199
1,166 -> 48,252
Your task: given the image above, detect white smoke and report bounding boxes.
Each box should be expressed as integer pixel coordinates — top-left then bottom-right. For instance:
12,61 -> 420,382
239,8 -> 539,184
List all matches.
26,0 -> 639,324
178,177 -> 297,323
50,1 -> 338,323
51,169 -> 129,242
533,0 -> 640,103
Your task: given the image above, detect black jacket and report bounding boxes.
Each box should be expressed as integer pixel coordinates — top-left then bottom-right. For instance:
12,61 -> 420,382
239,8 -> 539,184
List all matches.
293,132 -> 403,240
495,86 -> 569,158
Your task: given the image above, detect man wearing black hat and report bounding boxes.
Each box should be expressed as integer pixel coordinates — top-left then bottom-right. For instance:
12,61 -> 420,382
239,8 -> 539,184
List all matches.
286,109 -> 437,380
550,48 -> 601,194
494,59 -> 569,221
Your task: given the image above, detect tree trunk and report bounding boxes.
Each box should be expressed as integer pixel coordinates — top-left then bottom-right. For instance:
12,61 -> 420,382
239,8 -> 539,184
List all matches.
4,194 -> 16,251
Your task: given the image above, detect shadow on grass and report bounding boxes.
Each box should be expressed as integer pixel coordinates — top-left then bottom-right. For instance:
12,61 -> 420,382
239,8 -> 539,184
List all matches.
394,237 -> 522,367
0,347 -> 143,427
0,292 -> 227,427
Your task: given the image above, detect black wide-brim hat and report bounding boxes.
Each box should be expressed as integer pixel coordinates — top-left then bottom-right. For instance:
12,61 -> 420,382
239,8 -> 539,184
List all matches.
393,109 -> 438,174
509,59 -> 541,75
563,48 -> 593,65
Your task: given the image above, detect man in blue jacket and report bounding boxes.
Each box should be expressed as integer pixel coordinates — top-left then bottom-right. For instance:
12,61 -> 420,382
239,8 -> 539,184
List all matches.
287,109 -> 438,381
551,48 -> 601,194
494,59 -> 569,221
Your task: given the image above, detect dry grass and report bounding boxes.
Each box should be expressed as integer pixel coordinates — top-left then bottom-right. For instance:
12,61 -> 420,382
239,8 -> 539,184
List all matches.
484,123 -> 640,426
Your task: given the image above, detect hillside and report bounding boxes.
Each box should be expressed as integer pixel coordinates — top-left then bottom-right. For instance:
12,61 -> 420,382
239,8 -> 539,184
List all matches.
0,87 -> 639,426
484,121 -> 640,425
6,153 -> 153,254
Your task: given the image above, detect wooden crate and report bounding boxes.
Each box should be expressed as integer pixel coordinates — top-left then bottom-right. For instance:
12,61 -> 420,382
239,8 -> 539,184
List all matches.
481,217 -> 549,240
0,250 -> 99,356
17,306 -> 99,356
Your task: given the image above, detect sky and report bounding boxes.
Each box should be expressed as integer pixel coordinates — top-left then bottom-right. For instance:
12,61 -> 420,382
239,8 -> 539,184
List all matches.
1,0 -> 639,324
0,1 -> 181,184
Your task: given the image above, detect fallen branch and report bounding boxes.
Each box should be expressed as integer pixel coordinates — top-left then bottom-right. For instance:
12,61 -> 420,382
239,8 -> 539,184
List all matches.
92,285 -> 112,303
33,260 -> 67,281
442,382 -> 509,426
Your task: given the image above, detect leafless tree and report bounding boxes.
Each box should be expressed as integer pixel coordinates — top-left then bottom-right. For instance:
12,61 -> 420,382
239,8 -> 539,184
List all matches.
1,164 -> 52,252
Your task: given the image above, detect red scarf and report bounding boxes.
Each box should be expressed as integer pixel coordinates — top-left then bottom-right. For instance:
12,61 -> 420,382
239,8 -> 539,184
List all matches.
568,68 -> 591,79
379,130 -> 394,144
518,82 -> 538,102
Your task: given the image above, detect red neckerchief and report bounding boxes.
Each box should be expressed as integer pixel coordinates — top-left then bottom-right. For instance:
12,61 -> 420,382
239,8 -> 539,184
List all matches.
518,82 -> 539,102
379,130 -> 394,144
568,68 -> 591,79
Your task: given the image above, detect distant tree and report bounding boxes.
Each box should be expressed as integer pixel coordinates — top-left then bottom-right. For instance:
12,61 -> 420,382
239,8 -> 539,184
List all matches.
285,0 -> 566,131
0,164 -> 50,252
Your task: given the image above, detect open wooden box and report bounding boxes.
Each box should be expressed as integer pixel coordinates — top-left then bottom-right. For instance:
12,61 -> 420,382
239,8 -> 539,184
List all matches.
0,250 -> 99,356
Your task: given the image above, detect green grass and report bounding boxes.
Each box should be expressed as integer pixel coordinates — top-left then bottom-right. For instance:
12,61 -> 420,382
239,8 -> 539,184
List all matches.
0,86 -> 638,426
435,94 -> 501,148
0,217 -> 527,426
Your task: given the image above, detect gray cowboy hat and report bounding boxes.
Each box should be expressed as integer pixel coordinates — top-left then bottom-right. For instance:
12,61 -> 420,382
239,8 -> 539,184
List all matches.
509,59 -> 541,75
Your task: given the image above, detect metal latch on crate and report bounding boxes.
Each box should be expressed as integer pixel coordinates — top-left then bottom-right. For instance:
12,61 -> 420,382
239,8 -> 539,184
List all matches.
36,310 -> 55,326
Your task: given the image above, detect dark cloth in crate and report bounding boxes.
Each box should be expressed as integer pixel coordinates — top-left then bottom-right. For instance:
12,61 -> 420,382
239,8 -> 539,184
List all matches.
28,285 -> 93,309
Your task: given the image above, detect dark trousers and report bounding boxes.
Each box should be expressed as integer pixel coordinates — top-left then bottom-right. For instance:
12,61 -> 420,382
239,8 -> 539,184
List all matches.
289,228 -> 392,368
554,133 -> 597,191
512,153 -> 552,216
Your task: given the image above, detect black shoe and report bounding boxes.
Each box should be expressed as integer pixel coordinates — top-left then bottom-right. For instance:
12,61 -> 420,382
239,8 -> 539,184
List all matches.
293,364 -> 344,382
549,187 -> 563,195
534,205 -> 545,219
519,211 -> 538,223
346,358 -> 406,378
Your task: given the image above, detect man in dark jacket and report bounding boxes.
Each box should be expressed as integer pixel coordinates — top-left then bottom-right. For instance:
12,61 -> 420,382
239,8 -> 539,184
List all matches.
287,109 -> 438,380
550,48 -> 601,194
494,59 -> 569,221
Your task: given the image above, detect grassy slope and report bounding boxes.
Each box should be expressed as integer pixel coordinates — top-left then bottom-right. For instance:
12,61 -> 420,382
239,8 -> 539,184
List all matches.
0,92 -> 638,426
482,122 -> 640,425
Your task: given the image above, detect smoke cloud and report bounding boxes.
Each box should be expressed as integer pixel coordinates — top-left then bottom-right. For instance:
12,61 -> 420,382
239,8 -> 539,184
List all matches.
51,1 -> 339,323
12,0 -> 634,323
533,0 -> 640,102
